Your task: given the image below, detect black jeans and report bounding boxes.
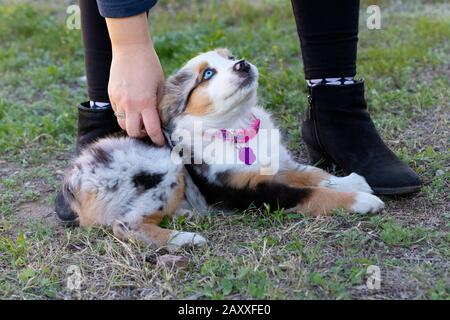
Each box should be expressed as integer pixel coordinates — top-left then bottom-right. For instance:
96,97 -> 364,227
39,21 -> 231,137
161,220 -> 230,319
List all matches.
79,0 -> 112,102
291,0 -> 360,79
79,0 -> 360,101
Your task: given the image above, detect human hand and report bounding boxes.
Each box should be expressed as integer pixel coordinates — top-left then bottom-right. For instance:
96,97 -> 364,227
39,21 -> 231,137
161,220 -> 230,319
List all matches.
109,44 -> 165,145
106,13 -> 165,145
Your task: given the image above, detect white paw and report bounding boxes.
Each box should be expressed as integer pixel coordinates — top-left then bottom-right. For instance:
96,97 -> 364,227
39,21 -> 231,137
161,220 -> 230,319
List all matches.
323,173 -> 373,193
351,192 -> 385,214
166,231 -> 207,251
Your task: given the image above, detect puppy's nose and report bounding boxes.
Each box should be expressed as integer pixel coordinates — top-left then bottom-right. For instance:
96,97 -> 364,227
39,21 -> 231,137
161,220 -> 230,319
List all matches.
233,60 -> 250,73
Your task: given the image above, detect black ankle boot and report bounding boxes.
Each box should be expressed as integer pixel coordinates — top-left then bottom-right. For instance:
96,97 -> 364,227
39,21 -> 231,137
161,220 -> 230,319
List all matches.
302,81 -> 422,195
55,102 -> 122,224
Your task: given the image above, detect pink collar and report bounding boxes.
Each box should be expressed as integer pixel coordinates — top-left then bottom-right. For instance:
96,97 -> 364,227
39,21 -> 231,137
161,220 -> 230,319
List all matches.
216,113 -> 261,144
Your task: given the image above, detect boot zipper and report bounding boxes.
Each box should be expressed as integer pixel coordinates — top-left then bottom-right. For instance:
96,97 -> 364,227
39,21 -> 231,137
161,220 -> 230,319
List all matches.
309,92 -> 323,152
306,94 -> 312,120
310,88 -> 345,173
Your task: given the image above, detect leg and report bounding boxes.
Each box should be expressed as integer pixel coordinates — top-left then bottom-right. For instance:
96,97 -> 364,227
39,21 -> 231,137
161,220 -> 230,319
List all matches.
291,0 -> 421,195
79,0 -> 112,103
297,187 -> 384,216
113,175 -> 206,251
279,166 -> 373,193
77,0 -> 121,151
217,170 -> 384,216
112,213 -> 206,252
291,0 -> 359,80
226,166 -> 373,193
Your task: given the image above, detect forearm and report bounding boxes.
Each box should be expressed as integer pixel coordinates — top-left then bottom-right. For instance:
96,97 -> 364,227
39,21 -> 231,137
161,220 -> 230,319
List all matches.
105,13 -> 153,53
97,0 -> 157,19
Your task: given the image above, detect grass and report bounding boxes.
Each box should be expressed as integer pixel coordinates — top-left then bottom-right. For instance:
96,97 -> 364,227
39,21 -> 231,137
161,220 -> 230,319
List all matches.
0,0 -> 449,299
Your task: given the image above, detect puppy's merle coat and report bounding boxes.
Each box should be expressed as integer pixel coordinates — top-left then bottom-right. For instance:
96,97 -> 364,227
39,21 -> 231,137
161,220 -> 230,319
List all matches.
63,136 -> 206,250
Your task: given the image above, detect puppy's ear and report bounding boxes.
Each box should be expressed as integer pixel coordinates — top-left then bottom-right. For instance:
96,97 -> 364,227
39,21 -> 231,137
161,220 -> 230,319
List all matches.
61,164 -> 82,213
159,68 -> 198,125
215,48 -> 232,59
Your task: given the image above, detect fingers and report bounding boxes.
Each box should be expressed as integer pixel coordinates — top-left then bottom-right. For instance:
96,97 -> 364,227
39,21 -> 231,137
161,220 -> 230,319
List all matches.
142,107 -> 165,146
111,102 -> 126,131
125,112 -> 146,138
111,103 -> 162,143
110,96 -> 164,144
118,117 -> 126,131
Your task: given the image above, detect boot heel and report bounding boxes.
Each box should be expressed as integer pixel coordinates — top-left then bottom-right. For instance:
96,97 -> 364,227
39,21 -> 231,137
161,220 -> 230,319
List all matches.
306,145 -> 334,171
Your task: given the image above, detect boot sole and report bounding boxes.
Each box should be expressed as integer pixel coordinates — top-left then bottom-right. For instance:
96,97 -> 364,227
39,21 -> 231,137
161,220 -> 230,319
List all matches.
372,185 -> 422,196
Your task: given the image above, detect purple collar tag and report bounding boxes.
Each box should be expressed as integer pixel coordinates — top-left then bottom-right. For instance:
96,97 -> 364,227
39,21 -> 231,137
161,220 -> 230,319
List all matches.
239,147 -> 256,165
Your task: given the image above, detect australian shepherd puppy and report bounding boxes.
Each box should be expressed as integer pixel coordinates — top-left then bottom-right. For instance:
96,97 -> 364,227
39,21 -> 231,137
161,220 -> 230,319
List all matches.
160,48 -> 384,217
63,48 -> 384,251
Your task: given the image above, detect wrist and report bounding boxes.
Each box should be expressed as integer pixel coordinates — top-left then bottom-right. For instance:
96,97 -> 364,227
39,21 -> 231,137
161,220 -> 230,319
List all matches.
112,42 -> 154,57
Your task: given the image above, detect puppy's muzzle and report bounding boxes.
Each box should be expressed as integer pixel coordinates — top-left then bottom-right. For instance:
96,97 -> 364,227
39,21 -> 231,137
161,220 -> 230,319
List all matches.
233,60 -> 251,74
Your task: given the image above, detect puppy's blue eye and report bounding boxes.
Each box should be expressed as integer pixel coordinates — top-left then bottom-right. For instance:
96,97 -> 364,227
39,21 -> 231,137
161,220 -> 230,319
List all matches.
203,69 -> 215,81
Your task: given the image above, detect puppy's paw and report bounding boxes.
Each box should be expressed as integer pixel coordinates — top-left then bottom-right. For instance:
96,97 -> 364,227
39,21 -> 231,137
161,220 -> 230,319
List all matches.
345,173 -> 373,193
324,173 -> 373,193
351,192 -> 385,214
166,231 -> 207,252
